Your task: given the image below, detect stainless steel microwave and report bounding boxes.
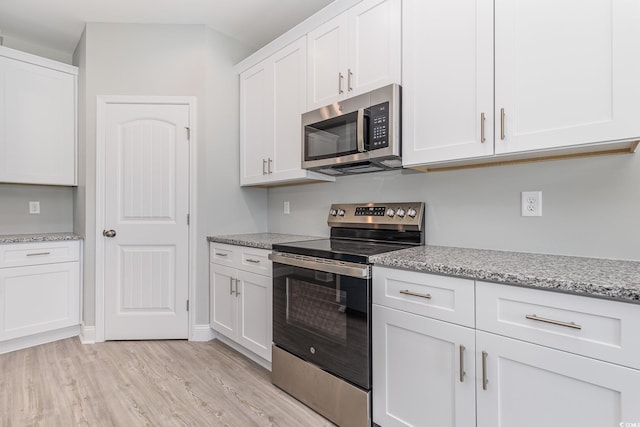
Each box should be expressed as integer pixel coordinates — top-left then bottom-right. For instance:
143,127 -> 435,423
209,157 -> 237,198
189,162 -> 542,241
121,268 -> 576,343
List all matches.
302,84 -> 401,175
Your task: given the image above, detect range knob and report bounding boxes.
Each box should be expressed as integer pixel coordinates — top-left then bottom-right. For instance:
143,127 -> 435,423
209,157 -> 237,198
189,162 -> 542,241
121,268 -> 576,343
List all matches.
329,208 -> 338,216
396,208 -> 406,218
337,209 -> 346,217
386,208 -> 395,218
407,208 -> 417,218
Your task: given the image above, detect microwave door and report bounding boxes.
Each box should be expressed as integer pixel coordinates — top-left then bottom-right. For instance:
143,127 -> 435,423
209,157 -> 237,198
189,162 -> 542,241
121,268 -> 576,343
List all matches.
304,111 -> 360,161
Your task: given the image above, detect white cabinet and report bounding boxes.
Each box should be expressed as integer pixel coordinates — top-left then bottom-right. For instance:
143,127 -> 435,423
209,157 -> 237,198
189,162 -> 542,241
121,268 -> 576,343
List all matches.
0,240 -> 81,342
240,37 -> 334,187
209,242 -> 272,362
0,47 -> 77,185
402,0 -> 640,169
307,0 -> 401,110
372,266 -> 476,427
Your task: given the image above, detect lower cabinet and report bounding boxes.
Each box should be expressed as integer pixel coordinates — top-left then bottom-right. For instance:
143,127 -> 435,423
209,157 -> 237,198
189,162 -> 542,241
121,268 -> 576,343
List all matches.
209,243 -> 272,362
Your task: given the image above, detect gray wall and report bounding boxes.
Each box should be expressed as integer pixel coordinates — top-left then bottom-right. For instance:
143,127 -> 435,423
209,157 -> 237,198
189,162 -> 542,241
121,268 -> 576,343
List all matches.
0,184 -> 73,234
74,23 -> 267,327
268,152 -> 640,262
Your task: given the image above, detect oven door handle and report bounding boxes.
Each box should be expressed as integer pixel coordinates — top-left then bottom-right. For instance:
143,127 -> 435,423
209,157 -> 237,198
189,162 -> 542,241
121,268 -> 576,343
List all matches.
269,252 -> 371,279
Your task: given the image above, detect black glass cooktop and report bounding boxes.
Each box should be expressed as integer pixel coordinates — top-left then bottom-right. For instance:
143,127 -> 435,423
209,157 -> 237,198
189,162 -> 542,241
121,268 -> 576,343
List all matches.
272,238 -> 414,264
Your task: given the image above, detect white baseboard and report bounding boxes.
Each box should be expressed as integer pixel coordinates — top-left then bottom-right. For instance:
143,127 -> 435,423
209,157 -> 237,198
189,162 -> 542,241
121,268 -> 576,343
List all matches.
190,324 -> 216,342
80,323 -> 96,344
0,325 -> 80,355
214,334 -> 272,371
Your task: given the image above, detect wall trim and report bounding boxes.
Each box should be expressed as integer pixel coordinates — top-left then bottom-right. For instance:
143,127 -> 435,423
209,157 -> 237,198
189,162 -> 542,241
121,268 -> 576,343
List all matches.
191,324 -> 216,342
80,323 -> 96,344
0,325 -> 80,355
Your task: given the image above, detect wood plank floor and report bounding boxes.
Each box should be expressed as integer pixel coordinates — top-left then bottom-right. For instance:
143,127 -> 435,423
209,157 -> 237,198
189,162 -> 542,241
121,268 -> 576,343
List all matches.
0,338 -> 334,426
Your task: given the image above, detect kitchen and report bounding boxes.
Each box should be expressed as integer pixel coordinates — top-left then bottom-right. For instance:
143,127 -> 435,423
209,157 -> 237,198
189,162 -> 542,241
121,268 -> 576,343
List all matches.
1,0 -> 640,426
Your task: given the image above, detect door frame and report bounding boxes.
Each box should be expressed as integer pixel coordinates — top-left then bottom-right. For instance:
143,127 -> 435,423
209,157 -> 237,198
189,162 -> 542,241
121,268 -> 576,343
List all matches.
95,95 -> 197,342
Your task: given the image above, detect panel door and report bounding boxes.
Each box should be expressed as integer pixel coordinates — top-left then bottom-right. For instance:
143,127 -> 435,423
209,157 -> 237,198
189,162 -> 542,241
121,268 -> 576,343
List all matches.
494,0 -> 640,154
236,270 -> 272,361
402,0 -> 494,166
103,102 -> 190,340
476,331 -> 640,427
271,37 -> 307,181
209,264 -> 237,339
0,262 -> 80,340
348,0 -> 401,97
372,305 -> 476,427
307,14 -> 347,110
240,62 -> 272,184
0,57 -> 76,185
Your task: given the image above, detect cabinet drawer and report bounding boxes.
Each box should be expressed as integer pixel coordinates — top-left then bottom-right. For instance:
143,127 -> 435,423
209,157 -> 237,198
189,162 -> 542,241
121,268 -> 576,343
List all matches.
476,281 -> 640,370
210,243 -> 237,266
239,248 -> 271,276
0,241 -> 80,268
373,266 -> 475,327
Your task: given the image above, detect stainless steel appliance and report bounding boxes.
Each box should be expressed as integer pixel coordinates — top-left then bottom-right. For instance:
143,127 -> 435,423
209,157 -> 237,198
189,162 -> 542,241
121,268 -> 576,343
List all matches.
269,202 -> 425,427
302,84 -> 401,176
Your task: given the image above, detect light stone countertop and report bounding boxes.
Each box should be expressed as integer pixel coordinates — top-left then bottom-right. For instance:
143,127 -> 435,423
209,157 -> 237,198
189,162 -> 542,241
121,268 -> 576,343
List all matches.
369,245 -> 640,304
207,233 -> 323,250
0,232 -> 83,244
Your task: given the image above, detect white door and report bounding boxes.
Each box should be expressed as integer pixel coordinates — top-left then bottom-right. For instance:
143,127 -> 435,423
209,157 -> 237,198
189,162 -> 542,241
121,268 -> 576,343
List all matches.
103,102 -> 190,340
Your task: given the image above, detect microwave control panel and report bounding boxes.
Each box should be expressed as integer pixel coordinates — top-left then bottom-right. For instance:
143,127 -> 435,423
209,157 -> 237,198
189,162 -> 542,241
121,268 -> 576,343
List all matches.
370,102 -> 389,149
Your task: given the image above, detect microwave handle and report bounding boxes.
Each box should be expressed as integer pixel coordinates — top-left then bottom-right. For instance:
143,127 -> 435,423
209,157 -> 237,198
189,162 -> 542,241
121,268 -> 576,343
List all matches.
357,108 -> 366,152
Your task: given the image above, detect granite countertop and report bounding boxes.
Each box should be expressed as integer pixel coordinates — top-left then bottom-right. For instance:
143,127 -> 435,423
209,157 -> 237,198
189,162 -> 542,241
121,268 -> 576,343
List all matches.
370,245 -> 640,304
0,232 -> 83,244
208,233 -> 323,250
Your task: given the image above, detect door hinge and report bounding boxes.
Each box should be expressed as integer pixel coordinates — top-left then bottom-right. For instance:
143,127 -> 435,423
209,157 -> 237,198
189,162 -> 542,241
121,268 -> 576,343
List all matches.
187,213 -> 190,225
185,127 -> 190,141
186,300 -> 189,311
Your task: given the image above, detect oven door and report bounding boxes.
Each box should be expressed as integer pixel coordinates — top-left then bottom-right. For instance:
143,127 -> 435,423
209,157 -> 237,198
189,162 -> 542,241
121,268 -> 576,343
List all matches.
270,252 -> 371,390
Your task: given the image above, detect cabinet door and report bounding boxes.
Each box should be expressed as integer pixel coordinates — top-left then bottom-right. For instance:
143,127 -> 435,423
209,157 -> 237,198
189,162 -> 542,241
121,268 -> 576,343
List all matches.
240,61 -> 272,184
348,0 -> 401,97
494,0 -> 640,154
0,57 -> 76,185
0,262 -> 80,340
372,305 -> 476,427
236,270 -> 272,362
307,14 -> 348,110
209,264 -> 237,339
476,331 -> 640,427
271,37 -> 307,180
402,0 -> 494,166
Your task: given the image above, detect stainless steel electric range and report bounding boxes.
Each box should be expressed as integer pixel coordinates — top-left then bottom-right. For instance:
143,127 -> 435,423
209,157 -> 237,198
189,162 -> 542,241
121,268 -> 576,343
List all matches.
269,202 -> 425,427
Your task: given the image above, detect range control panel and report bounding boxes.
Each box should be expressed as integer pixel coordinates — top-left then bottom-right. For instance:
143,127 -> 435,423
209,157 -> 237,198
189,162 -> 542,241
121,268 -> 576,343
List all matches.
328,202 -> 425,231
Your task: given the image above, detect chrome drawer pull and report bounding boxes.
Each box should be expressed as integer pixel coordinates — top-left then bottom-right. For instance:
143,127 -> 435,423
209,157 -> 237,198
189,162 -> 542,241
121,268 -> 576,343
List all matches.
26,252 -> 51,257
245,258 -> 261,264
399,289 -> 432,299
525,314 -> 582,330
215,253 -> 228,257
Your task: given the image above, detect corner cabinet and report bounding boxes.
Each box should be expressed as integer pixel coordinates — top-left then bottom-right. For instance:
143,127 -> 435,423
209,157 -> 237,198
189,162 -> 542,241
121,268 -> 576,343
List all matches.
307,0 -> 401,110
239,37 -> 334,187
209,242 -> 273,363
0,47 -> 78,185
372,266 -> 640,427
402,0 -> 640,169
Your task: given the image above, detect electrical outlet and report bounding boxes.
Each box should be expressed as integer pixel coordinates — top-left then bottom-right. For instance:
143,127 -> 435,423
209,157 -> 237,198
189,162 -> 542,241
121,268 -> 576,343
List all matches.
283,201 -> 290,215
521,191 -> 542,217
29,201 -> 40,214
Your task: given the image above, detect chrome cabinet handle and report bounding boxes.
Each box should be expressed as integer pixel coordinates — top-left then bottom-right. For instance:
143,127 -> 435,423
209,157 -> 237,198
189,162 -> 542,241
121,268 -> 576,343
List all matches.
234,278 -> 241,296
215,253 -> 228,257
268,158 -> 273,174
348,68 -> 353,92
399,289 -> 432,299
245,258 -> 261,264
482,351 -> 489,390
480,112 -> 486,143
459,345 -> 466,382
26,252 -> 51,257
229,277 -> 234,295
103,229 -> 117,238
525,314 -> 582,330
262,158 -> 267,175
338,72 -> 344,94
500,108 -> 506,140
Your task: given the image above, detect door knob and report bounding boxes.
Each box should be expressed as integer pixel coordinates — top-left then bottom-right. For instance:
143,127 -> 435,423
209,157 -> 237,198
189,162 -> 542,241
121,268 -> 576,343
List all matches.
103,229 -> 117,238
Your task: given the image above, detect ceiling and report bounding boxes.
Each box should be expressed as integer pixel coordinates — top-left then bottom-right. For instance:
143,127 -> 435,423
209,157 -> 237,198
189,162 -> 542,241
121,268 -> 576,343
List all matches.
0,0 -> 335,56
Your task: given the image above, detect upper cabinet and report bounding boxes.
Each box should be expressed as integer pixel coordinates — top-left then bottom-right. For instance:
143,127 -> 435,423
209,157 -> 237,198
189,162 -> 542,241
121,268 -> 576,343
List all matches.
307,0 -> 401,110
240,37 -> 335,187
403,0 -> 640,169
0,47 -> 77,186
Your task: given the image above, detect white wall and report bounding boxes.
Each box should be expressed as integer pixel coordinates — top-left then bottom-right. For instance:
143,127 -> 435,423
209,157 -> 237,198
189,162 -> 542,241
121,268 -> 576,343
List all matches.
74,23 -> 266,327
268,152 -> 640,261
0,184 -> 73,234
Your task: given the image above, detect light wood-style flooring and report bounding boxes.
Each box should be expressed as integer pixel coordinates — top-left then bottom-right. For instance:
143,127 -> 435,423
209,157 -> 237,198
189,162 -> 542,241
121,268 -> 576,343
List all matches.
0,338 -> 334,426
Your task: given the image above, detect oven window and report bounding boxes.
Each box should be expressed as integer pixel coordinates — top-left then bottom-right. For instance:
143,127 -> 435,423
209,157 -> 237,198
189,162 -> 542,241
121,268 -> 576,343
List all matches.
286,277 -> 347,343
